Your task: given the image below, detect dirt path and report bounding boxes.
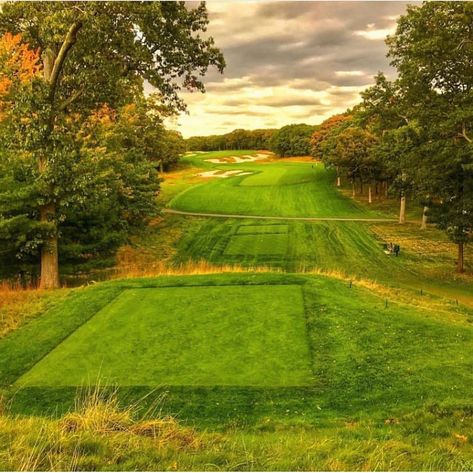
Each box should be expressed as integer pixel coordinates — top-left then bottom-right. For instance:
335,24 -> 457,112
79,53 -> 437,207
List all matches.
164,208 -> 398,222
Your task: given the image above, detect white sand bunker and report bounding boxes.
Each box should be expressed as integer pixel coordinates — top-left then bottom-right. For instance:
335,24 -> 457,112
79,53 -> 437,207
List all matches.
198,170 -> 253,178
206,153 -> 269,164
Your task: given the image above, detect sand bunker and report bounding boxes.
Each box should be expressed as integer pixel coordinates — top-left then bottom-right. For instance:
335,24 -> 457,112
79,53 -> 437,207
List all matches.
205,153 -> 269,164
198,170 -> 253,179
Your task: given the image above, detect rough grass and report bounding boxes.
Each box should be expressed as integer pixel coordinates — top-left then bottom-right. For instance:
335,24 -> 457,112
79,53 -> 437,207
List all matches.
0,283 -> 68,339
1,370 -> 473,471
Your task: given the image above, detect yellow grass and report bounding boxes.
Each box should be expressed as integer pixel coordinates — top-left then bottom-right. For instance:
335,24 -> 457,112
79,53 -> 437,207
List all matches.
302,267 -> 472,324
111,259 -> 278,279
0,387 -> 201,471
0,283 -> 68,338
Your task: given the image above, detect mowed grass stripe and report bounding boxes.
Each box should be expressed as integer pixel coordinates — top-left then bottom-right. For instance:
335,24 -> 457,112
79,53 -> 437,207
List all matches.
237,224 -> 289,235
16,285 -> 312,387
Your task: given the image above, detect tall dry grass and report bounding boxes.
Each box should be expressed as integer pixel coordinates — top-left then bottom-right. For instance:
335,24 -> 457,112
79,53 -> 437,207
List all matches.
0,282 -> 67,338
110,259 -> 279,280
1,386 -> 201,471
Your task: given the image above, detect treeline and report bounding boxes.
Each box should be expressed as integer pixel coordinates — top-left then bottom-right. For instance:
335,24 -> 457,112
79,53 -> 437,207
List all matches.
0,2 -> 224,287
187,123 -> 317,156
187,129 -> 276,151
311,2 -> 472,273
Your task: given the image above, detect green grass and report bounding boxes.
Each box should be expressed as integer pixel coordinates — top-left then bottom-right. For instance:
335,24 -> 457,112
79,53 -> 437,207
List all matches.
223,233 -> 289,257
236,223 -> 288,234
169,162 -> 379,218
16,285 -> 311,387
2,273 -> 473,421
2,273 -> 473,469
176,218 -> 402,275
2,396 -> 473,471
2,149 -> 473,470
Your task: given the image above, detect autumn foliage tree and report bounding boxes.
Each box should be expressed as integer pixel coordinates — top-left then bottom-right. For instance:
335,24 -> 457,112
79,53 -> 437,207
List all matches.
310,113 -> 352,186
0,2 -> 224,287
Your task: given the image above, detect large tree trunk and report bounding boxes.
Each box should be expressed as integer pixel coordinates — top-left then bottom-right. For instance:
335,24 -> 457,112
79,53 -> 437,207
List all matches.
368,184 -> 372,204
457,242 -> 465,273
36,23 -> 83,289
399,194 -> 406,224
421,206 -> 429,230
40,203 -> 60,289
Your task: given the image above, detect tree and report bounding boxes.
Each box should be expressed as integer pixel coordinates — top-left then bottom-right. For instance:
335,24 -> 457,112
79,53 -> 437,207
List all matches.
334,127 -> 379,201
0,2 -> 225,287
357,73 -> 415,223
387,1 -> 473,272
60,103 -> 161,274
269,124 -> 316,157
310,113 -> 352,186
186,128 -> 275,151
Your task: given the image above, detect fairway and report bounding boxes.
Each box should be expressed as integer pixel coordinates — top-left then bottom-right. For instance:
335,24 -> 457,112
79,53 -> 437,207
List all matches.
16,285 -> 312,387
169,162 -> 379,218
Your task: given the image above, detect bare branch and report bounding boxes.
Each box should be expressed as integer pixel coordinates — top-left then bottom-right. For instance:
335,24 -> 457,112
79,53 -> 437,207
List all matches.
58,87 -> 84,112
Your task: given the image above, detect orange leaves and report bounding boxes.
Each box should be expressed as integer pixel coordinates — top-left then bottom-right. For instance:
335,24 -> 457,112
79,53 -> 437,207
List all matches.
0,32 -> 41,123
0,32 -> 41,98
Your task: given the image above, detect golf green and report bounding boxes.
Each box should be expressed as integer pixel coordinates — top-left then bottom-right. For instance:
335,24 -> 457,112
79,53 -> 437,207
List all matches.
16,285 -> 312,387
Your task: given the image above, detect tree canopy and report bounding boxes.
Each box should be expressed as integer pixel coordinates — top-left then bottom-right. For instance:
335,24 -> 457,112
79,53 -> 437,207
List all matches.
0,1 -> 225,287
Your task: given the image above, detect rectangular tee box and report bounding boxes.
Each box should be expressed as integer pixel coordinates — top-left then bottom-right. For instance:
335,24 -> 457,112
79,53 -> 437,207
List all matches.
237,224 -> 289,235
224,234 -> 288,256
16,285 -> 313,387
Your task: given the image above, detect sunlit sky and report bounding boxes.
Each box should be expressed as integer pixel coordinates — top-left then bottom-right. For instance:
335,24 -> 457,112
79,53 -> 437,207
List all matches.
166,1 -> 417,138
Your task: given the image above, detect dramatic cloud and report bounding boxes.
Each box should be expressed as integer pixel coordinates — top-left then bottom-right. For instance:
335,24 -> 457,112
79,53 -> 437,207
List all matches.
168,1 -> 419,137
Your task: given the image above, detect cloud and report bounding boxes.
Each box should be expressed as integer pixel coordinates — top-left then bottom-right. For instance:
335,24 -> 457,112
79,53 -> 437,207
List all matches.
168,1 -> 419,137
353,28 -> 394,40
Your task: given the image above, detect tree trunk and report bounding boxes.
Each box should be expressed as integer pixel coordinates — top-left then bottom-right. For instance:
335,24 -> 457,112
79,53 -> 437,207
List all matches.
336,167 -> 341,187
457,242 -> 465,273
36,23 -> 83,290
359,180 -> 363,195
39,203 -> 60,289
368,184 -> 372,204
352,180 -> 356,197
399,194 -> 406,224
385,181 -> 389,198
421,206 -> 428,230
375,182 -> 378,195
159,160 -> 164,173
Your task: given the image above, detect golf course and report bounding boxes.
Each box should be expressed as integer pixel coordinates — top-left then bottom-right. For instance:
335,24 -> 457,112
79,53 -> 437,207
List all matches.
1,149 -> 472,470
1,2 -> 473,468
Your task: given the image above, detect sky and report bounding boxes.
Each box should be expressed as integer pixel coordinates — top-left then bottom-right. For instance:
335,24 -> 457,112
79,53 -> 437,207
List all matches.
169,1 -> 417,138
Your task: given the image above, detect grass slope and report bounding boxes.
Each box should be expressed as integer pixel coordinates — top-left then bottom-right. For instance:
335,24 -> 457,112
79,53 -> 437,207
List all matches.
169,162 -> 380,218
2,273 -> 473,428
